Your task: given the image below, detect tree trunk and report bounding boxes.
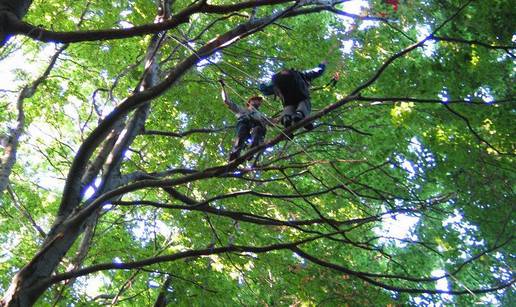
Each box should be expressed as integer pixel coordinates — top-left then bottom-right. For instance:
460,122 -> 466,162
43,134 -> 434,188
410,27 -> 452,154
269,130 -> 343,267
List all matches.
1,3 -> 289,304
0,0 -> 32,45
1,2 -> 167,305
0,0 -> 32,18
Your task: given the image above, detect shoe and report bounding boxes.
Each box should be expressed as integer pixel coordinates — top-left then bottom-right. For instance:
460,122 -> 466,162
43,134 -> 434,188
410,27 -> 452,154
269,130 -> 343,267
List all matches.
291,111 -> 304,123
281,115 -> 292,128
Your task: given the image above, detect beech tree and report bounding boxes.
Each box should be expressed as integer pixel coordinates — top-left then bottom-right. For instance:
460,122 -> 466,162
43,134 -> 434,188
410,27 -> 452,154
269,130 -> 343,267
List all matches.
0,0 -> 514,305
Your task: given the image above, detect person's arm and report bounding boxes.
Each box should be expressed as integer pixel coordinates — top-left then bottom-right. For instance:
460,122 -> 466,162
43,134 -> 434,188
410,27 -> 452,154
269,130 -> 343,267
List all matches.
258,82 -> 275,96
302,61 -> 327,81
219,80 -> 244,114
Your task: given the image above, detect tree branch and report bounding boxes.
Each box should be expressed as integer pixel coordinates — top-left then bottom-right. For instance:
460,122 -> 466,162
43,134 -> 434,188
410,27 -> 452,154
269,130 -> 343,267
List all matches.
4,0 -> 294,44
443,104 -> 507,155
291,246 -> 515,295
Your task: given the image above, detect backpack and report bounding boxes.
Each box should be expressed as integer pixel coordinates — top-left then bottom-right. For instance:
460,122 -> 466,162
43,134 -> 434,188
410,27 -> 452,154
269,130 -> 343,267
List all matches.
271,69 -> 309,106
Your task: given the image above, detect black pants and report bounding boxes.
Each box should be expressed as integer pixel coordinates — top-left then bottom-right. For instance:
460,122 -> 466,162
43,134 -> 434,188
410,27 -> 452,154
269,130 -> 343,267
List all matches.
229,118 -> 266,160
283,99 -> 311,119
282,99 -> 314,130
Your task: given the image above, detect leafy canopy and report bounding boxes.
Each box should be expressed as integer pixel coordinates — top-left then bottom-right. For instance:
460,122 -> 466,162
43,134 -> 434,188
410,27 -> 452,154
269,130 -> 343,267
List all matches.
0,0 -> 514,306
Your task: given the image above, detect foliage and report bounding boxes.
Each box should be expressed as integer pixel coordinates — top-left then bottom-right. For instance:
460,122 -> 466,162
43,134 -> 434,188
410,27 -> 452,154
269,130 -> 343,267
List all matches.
0,0 -> 514,305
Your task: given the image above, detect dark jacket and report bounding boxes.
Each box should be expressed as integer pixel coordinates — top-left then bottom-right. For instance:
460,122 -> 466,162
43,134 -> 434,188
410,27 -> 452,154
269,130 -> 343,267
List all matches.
258,63 -> 326,98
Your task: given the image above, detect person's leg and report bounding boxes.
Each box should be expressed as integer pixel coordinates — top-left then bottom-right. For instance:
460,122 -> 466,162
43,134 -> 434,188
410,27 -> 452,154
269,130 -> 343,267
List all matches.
282,105 -> 296,128
249,123 -> 266,162
293,99 -> 314,130
302,99 -> 311,115
292,99 -> 310,120
250,124 -> 266,148
229,119 -> 251,161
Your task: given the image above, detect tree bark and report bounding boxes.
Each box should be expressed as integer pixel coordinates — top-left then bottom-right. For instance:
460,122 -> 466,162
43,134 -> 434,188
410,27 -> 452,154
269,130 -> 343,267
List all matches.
0,0 -> 32,18
0,0 -> 32,45
1,4 -> 305,305
153,277 -> 173,307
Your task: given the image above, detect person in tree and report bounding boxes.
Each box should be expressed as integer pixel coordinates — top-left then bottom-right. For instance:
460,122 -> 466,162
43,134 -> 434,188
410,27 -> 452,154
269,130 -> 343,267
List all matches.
219,80 -> 268,162
258,61 -> 327,130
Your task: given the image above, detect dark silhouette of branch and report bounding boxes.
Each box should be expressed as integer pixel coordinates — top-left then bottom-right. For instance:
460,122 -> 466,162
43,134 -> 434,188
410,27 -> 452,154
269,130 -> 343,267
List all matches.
114,199 -> 381,230
443,104 -> 507,155
3,0 -> 295,44
58,1 -> 303,218
431,35 -> 516,58
450,236 -> 514,276
144,126 -> 231,138
261,1 -> 476,140
316,122 -> 373,136
153,276 -> 173,307
349,0 -> 474,98
38,233 -> 331,288
291,247 -> 515,295
357,96 -> 514,105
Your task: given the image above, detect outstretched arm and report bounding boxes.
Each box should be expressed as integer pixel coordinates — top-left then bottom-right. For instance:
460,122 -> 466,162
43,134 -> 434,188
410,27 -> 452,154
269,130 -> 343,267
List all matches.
258,82 -> 275,96
219,80 -> 245,114
302,61 -> 327,81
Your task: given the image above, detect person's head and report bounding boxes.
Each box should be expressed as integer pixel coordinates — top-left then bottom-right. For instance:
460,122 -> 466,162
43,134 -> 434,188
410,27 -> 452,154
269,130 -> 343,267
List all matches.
246,96 -> 264,109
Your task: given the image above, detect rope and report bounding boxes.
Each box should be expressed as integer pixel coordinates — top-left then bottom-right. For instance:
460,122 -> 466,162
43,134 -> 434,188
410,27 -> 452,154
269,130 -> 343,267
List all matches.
219,59 -> 262,85
221,80 -> 278,114
174,27 -> 355,200
222,80 -> 359,199
168,28 -> 363,277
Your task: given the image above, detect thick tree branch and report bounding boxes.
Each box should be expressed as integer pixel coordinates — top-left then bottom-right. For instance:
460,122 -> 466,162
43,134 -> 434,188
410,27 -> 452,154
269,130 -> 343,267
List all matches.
2,0 -> 294,45
62,26 -> 445,226
153,276 -> 172,307
58,4 -> 301,218
37,234 -> 326,288
113,199 -> 382,230
144,126 -> 231,138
